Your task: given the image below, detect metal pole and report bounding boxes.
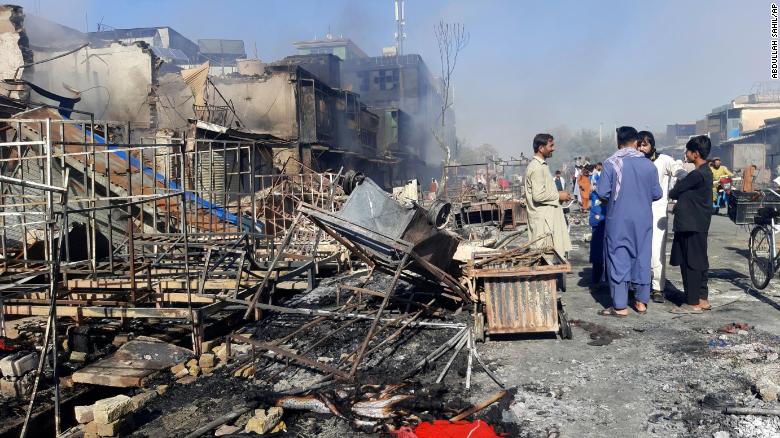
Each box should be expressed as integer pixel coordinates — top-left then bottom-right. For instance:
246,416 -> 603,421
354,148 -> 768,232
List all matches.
179,137 -> 199,355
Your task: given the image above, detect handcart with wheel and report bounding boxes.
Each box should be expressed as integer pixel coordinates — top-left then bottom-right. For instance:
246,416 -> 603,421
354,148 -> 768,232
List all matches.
464,242 -> 572,341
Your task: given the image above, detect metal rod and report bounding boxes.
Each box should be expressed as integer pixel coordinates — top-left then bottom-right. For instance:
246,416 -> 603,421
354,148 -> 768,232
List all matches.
350,252 -> 410,377
243,212 -> 303,319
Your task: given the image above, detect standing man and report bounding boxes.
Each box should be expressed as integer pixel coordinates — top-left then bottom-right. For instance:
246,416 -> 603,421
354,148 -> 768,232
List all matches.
524,133 -> 572,258
596,127 -> 662,317
573,164 -> 582,205
554,170 -> 566,191
638,131 -> 683,303
669,136 -> 713,314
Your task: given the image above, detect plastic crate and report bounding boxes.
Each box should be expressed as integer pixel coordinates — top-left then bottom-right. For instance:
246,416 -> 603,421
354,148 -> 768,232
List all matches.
728,190 -> 780,224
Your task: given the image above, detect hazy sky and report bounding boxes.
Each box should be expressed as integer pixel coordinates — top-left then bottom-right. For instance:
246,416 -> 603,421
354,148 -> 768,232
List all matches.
14,0 -> 770,155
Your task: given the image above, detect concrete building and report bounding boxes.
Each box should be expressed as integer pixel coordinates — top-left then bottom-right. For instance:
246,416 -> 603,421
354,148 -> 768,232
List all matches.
665,123 -> 696,146
293,36 -> 367,61
290,36 -> 452,185
705,93 -> 780,146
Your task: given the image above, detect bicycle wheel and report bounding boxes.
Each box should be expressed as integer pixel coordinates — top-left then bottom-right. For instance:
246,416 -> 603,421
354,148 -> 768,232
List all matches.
749,225 -> 774,290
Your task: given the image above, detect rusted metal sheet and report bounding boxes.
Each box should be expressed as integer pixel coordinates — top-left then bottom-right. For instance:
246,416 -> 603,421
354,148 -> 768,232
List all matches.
469,247 -> 569,335
482,274 -> 558,334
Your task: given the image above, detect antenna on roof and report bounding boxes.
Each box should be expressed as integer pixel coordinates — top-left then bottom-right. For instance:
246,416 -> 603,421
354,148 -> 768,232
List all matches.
394,0 -> 406,55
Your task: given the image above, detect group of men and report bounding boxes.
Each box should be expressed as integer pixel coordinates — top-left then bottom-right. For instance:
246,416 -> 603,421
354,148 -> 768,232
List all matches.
523,128 -> 714,315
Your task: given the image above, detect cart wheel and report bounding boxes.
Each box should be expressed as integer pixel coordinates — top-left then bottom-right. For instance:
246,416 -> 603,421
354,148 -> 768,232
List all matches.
558,272 -> 567,292
557,300 -> 573,340
473,311 -> 485,343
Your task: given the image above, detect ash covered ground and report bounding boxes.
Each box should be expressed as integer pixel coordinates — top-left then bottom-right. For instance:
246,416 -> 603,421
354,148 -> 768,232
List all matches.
130,212 -> 780,437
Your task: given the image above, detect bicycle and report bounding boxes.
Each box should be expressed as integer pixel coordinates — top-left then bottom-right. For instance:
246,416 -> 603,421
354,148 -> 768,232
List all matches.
748,189 -> 780,289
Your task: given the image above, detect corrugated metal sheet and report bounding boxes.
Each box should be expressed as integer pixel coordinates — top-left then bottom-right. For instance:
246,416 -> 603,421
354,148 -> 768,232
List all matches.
483,274 -> 558,334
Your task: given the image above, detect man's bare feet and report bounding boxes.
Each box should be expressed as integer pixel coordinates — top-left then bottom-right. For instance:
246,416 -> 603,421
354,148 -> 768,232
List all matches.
699,299 -> 711,310
634,301 -> 647,314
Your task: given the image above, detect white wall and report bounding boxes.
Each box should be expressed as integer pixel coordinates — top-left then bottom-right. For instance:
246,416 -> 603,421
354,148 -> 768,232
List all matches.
26,43 -> 154,126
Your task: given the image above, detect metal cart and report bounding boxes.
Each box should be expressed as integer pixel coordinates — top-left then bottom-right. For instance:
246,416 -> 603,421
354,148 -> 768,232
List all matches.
465,247 -> 572,341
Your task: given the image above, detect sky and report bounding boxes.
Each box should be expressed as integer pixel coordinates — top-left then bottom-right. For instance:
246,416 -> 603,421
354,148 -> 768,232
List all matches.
13,0 -> 770,155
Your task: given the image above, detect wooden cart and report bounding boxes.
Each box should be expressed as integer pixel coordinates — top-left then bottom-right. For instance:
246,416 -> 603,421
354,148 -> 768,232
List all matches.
465,247 -> 572,341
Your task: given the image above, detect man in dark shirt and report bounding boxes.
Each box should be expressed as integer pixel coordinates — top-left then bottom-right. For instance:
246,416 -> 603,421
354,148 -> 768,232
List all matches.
668,136 -> 713,314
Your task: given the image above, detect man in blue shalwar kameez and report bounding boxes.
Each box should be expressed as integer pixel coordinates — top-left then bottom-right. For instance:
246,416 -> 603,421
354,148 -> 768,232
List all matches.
596,127 -> 662,317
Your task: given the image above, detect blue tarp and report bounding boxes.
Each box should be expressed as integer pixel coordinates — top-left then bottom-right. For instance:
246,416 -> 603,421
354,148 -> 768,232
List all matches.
79,126 -> 262,232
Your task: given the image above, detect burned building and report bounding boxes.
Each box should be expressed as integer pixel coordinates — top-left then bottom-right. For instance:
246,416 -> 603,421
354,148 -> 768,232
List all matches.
293,36 -> 452,185
87,26 -> 199,65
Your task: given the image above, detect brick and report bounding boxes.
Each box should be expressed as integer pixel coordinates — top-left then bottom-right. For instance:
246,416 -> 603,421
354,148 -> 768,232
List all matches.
0,378 -> 27,398
185,358 -> 198,368
170,363 -> 186,375
200,340 -> 217,353
215,424 -> 240,436
70,351 -> 87,362
83,421 -> 98,434
74,405 -> 94,424
176,375 -> 196,385
244,407 -> 283,435
92,395 -> 132,424
0,352 -> 38,377
198,353 -> 215,369
96,416 -> 134,437
130,390 -> 157,410
155,384 -> 169,396
214,345 -> 227,362
188,364 -> 200,377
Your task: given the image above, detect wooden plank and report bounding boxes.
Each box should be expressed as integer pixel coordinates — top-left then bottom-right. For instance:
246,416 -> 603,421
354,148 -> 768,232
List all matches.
72,337 -> 193,388
2,304 -> 192,319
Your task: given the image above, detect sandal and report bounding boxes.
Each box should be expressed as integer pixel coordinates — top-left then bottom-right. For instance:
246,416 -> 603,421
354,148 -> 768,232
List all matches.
669,305 -> 703,314
598,307 -> 628,318
633,301 -> 647,315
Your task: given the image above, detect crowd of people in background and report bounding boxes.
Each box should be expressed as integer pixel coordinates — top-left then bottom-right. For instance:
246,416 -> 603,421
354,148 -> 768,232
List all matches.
523,128 -> 716,316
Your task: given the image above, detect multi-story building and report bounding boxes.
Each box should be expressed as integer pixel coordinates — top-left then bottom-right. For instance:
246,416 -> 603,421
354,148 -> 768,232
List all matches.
293,36 -> 367,61
705,93 -> 780,146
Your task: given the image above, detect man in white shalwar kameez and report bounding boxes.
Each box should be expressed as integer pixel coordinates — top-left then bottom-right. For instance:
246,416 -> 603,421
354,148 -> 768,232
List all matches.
638,131 -> 683,303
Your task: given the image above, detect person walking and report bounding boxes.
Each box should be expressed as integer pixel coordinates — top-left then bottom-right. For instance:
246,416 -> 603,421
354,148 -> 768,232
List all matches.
596,126 -> 662,317
638,131 -> 683,303
669,136 -> 714,314
524,133 -> 572,258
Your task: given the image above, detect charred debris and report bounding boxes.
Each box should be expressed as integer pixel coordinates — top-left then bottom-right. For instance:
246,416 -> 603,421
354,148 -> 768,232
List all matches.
0,5 -> 567,437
